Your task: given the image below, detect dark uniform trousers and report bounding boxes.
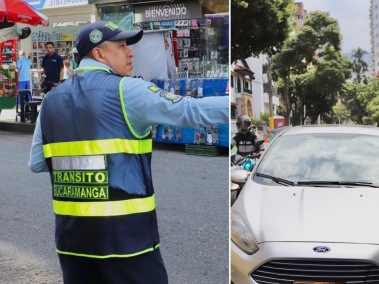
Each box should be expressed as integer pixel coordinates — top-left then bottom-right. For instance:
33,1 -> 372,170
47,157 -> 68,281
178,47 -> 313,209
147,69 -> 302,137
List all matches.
58,248 -> 168,284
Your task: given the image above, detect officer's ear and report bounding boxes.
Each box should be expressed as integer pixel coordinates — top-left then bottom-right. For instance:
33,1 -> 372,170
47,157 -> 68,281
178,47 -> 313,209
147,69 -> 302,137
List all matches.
91,42 -> 108,63
92,47 -> 106,63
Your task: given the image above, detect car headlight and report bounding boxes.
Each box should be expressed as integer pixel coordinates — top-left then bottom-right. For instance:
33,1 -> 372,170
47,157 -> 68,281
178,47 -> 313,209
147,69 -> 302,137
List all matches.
231,210 -> 259,255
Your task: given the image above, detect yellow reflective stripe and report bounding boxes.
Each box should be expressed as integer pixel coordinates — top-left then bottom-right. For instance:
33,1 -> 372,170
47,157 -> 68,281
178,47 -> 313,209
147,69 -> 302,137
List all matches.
75,67 -> 111,73
53,194 -> 155,217
43,139 -> 152,158
119,77 -> 151,139
56,244 -> 161,259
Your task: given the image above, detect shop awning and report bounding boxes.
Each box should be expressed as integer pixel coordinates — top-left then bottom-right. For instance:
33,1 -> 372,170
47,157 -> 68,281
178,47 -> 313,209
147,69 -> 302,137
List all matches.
0,0 -> 49,26
231,102 -> 238,105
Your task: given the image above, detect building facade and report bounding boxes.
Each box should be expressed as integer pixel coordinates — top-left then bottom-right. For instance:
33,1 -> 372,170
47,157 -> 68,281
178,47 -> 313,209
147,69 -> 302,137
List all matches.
246,55 -> 279,119
230,61 -> 254,119
294,2 -> 308,34
370,0 -> 379,77
230,56 -> 279,120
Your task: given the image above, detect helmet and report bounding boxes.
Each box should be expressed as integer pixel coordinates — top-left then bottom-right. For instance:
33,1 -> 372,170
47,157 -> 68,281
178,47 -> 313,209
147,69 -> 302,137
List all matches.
236,115 -> 251,133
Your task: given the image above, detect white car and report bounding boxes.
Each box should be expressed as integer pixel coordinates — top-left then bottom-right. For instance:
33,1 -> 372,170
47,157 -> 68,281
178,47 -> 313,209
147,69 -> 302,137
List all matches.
231,125 -> 379,284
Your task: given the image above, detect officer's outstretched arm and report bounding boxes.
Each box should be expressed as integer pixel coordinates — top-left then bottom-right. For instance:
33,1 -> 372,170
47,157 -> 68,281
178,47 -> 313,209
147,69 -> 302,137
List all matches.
122,79 -> 229,130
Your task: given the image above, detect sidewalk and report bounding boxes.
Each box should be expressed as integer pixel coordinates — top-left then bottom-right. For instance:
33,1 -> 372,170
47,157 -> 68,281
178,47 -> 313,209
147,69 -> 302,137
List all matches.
0,108 -> 36,133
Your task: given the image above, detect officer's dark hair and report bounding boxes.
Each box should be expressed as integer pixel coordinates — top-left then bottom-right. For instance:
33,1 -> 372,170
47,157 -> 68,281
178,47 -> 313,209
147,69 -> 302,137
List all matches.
46,41 -> 55,48
84,41 -> 108,59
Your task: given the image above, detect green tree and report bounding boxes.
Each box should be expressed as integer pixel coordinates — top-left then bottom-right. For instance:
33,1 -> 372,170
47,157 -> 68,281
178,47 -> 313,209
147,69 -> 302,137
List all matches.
341,81 -> 376,124
231,0 -> 296,62
332,104 -> 350,124
276,103 -> 286,117
367,96 -> 379,123
274,48 -> 352,125
260,110 -> 270,122
272,11 -> 343,125
351,47 -> 368,84
305,49 -> 352,123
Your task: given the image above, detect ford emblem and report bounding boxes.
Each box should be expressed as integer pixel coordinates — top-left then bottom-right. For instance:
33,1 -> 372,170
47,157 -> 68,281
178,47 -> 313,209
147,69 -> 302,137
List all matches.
313,246 -> 331,253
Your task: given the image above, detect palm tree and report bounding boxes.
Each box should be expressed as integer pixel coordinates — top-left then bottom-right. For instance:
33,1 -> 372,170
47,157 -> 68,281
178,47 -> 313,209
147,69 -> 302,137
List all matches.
351,47 -> 368,84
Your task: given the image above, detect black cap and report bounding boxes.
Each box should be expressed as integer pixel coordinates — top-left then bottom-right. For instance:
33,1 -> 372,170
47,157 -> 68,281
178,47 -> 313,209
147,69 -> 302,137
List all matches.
75,21 -> 143,58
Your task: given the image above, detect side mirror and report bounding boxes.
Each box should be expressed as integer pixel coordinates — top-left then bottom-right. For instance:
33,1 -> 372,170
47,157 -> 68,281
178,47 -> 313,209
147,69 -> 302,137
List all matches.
231,170 -> 249,183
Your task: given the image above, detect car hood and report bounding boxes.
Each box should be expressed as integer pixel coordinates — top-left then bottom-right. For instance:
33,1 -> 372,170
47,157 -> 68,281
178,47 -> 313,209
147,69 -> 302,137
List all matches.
235,179 -> 379,245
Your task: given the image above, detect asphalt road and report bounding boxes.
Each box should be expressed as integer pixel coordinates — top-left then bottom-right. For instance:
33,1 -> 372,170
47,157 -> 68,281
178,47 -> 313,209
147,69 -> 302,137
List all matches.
0,130 -> 229,284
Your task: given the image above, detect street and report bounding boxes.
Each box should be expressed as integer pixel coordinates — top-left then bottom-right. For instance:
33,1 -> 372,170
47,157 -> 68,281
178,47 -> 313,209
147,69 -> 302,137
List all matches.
0,130 -> 229,284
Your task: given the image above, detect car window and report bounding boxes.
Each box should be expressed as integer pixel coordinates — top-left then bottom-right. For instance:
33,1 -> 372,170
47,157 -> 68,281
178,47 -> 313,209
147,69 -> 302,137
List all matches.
254,133 -> 379,184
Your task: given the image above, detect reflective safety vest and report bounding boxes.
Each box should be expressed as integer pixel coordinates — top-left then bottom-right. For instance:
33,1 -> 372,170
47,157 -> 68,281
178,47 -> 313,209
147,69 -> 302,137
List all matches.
40,66 -> 160,258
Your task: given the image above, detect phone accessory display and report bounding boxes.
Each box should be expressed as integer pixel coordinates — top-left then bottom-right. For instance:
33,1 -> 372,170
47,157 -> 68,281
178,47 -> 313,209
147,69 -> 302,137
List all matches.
168,125 -> 174,140
194,132 -> 200,144
162,127 -> 169,140
174,79 -> 181,95
152,125 -> 158,140
164,79 -> 170,91
206,127 -> 213,145
190,80 -> 198,98
212,126 -> 219,144
186,79 -> 191,97
176,127 -> 183,140
199,128 -> 206,144
198,79 -> 203,98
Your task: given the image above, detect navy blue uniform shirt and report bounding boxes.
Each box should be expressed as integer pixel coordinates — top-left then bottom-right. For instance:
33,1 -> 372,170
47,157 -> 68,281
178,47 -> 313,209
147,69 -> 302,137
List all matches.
42,52 -> 63,83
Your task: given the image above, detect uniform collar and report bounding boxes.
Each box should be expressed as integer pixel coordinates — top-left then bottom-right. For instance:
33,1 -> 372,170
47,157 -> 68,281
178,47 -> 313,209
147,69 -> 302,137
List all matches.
79,59 -> 115,74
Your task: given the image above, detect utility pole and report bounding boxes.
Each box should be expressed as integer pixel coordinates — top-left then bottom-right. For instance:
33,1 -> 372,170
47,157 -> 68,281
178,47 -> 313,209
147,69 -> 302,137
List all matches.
267,56 -> 274,129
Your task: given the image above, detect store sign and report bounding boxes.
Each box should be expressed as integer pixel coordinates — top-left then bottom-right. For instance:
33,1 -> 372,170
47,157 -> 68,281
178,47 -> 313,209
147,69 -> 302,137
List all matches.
134,2 -> 201,22
24,0 -> 89,9
206,0 -> 229,14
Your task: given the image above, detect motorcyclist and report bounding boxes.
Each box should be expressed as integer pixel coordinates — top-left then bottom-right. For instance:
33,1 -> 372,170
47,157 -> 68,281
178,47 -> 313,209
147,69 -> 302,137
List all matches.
231,115 -> 264,157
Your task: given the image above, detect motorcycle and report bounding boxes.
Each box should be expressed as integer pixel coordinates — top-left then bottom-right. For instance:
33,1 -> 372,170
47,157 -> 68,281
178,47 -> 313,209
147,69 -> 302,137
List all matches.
230,140 -> 264,206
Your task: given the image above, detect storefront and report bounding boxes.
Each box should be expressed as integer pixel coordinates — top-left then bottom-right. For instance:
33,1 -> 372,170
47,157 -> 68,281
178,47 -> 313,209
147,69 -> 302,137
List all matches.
11,1 -> 93,97
19,1 -> 93,66
9,0 -> 229,146
91,0 -> 230,147
92,0 -> 229,80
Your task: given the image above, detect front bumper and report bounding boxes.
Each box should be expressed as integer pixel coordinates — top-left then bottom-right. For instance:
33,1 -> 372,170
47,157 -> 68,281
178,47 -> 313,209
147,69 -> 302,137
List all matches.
231,241 -> 379,284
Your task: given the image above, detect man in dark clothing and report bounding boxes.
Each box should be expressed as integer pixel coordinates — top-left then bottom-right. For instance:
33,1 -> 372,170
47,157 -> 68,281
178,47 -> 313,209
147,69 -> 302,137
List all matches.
40,41 -> 64,87
231,115 -> 264,157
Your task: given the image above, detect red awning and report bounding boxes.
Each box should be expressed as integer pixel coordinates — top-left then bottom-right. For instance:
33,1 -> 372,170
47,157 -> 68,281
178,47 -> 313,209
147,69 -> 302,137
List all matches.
0,0 -> 49,27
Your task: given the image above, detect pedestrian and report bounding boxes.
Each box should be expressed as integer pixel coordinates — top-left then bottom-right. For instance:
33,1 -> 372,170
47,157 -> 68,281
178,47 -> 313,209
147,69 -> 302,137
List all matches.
14,50 -> 33,90
28,21 -> 228,284
39,41 -> 64,90
63,47 -> 79,79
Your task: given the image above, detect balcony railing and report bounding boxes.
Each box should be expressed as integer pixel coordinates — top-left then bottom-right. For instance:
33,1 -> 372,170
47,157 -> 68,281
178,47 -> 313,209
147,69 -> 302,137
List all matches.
243,88 -> 252,94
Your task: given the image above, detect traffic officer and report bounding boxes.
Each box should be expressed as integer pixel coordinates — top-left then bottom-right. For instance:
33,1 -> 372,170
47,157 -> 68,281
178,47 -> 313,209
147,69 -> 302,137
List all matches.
28,21 -> 228,284
231,115 -> 264,157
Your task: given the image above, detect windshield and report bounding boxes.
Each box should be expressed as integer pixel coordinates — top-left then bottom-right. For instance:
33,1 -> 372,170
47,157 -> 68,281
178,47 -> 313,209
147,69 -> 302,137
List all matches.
255,132 -> 379,185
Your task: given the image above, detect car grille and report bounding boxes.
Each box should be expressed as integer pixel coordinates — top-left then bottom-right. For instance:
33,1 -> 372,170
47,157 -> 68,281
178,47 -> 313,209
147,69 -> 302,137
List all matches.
250,259 -> 379,284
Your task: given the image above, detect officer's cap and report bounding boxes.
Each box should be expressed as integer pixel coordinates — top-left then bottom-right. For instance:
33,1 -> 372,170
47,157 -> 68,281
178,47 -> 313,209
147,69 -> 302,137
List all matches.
75,21 -> 143,58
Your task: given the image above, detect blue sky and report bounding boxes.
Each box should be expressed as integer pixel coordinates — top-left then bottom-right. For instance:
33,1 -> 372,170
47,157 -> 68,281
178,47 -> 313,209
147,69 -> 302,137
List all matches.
299,0 -> 371,54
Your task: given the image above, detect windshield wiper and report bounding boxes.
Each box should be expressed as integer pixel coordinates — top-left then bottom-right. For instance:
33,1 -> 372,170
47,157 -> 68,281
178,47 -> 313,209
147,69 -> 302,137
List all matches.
255,173 -> 294,186
297,181 -> 379,188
